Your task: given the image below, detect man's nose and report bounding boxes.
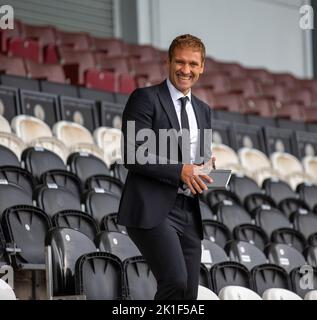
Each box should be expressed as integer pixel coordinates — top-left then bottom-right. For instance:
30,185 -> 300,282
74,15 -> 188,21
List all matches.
180,63 -> 190,74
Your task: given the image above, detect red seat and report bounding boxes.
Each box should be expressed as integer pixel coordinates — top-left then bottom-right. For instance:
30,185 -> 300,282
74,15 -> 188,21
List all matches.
25,59 -> 66,83
7,37 -> 42,63
93,37 -> 125,57
287,88 -> 317,107
94,54 -> 130,74
130,61 -> 165,87
128,44 -> 160,62
118,74 -> 136,94
0,19 -> 22,52
261,84 -> 289,105
217,62 -> 247,78
0,54 -> 26,76
210,92 -> 245,112
58,48 -> 95,84
245,68 -> 274,85
203,58 -> 222,73
85,69 -> 116,92
22,24 -> 56,46
229,77 -> 263,98
191,87 -> 213,105
273,73 -> 299,88
197,72 -> 231,94
56,30 -> 92,50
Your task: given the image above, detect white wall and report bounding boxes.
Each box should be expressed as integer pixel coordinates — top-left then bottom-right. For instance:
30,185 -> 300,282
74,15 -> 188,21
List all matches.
136,0 -> 313,78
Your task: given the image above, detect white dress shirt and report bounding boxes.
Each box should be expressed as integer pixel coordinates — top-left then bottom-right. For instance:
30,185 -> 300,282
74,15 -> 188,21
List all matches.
166,78 -> 198,164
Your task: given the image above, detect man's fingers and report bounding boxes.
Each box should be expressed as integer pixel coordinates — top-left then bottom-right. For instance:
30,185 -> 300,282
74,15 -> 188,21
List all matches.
187,180 -> 196,195
193,176 -> 207,192
191,177 -> 203,193
199,174 -> 213,183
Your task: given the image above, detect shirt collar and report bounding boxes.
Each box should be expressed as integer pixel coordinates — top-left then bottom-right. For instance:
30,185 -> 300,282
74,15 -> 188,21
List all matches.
166,78 -> 191,104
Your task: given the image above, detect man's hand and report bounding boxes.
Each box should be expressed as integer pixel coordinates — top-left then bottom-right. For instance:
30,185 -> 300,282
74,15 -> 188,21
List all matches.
180,164 -> 213,195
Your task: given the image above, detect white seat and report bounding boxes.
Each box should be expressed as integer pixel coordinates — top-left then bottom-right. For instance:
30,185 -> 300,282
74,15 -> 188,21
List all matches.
262,288 -> 302,300
0,279 -> 16,300
218,286 -> 262,300
0,132 -> 26,160
271,152 -> 312,190
0,115 -> 11,133
304,290 -> 317,300
11,115 -> 53,144
302,156 -> 317,185
238,147 -> 278,186
53,120 -> 94,148
94,127 -> 122,166
197,285 -> 220,300
29,136 -> 69,163
69,143 -> 105,163
211,143 -> 243,174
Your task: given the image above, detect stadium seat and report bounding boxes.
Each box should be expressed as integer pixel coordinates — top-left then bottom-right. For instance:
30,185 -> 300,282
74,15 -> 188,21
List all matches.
52,210 -> 99,242
202,220 -> 232,248
251,264 -> 290,296
7,38 -> 41,63
218,286 -> 262,300
210,261 -> 251,294
67,152 -> 111,186
21,147 -> 66,182
271,228 -> 307,253
94,55 -> 130,74
304,291 -> 317,300
205,189 -> 240,209
262,288 -> 302,300
85,175 -> 123,197
96,231 -> 141,262
0,54 -> 26,77
0,133 -> 26,161
233,224 -> 269,251
123,256 -> 156,300
22,24 -> 56,47
84,69 -> 116,92
199,201 -> 214,221
253,205 -> 291,237
35,185 -> 82,217
197,285 -> 219,300
201,240 -> 228,269
0,115 -> 11,133
56,30 -> 91,50
266,243 -> 306,273
84,188 -> 121,223
297,183 -> 317,212
305,246 -> 317,267
0,85 -> 21,123
74,252 -> 124,300
0,144 -> 21,167
225,240 -> 267,270
302,157 -> 317,185
92,37 -> 125,57
214,200 -> 252,232
111,163 -> 128,184
100,213 -> 127,234
290,266 -> 317,299
45,227 -> 97,299
291,211 -> 317,240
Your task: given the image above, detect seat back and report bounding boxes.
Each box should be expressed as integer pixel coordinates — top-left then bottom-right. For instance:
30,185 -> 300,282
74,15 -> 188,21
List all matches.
100,213 -> 127,234
197,285 -> 219,300
297,183 -> 317,211
202,220 -> 232,248
262,288 -> 302,300
292,211 -> 317,239
271,228 -> 307,253
11,115 -> 52,144
0,279 -> 16,300
290,266 -> 317,298
45,227 -> 96,297
123,256 -> 157,300
218,286 -> 262,300
74,252 -> 124,300
251,264 -> 290,296
96,231 -> 140,262
86,175 -> 123,197
2,205 -> 52,267
201,240 -> 228,269
84,189 -> 120,223
271,152 -> 303,177
52,210 -> 99,242
0,115 -> 11,133
0,133 -> 26,161
263,178 -> 297,205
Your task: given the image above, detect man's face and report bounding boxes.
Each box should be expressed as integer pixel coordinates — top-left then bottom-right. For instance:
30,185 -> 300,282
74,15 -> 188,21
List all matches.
168,46 -> 204,95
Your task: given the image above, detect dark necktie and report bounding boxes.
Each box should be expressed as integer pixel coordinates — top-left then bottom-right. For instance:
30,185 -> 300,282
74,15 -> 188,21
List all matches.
179,96 -> 190,132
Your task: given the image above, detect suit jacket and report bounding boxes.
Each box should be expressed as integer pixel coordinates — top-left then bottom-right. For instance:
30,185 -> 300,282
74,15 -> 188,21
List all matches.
117,80 -> 212,239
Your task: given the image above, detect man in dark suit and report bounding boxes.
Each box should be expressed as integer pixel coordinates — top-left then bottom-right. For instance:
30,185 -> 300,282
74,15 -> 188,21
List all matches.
118,34 -> 213,300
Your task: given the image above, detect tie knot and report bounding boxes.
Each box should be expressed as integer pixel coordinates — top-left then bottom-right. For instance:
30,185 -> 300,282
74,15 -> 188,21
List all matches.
179,96 -> 189,108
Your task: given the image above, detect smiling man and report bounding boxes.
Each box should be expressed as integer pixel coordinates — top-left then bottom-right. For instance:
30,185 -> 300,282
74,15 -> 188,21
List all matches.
118,34 -> 214,300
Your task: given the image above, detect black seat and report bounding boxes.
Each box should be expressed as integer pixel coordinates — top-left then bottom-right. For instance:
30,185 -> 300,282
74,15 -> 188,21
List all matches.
21,147 -> 66,182
74,252 -> 124,300
200,263 -> 211,289
84,189 -> 121,224
305,246 -> 317,267
0,181 -> 33,215
1,205 -> 52,269
308,233 -> 317,246
290,266 -> 317,298
205,189 -> 240,209
271,228 -> 307,253
202,220 -> 232,248
210,261 -> 251,294
0,224 -> 8,266
123,256 -> 156,300
297,183 -> 317,212
100,213 -> 127,234
225,240 -> 267,270
41,170 -> 82,199
67,152 -> 111,187
0,145 -> 20,167
45,227 -> 97,298
95,231 -> 140,262
291,211 -> 317,240
251,264 -> 290,296
0,166 -> 35,196
233,224 -> 269,251
253,205 -> 291,238
35,185 -> 82,217
263,178 -> 309,218
215,200 -> 252,232
266,243 -> 307,273
85,175 -> 123,197
52,210 -> 99,242
111,163 -> 128,184
199,200 -> 214,221
201,240 -> 228,269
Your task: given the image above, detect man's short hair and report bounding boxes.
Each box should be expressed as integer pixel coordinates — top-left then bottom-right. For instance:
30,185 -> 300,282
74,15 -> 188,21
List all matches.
168,34 -> 206,63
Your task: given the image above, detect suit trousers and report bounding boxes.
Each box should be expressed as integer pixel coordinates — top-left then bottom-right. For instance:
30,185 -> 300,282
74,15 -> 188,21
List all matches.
126,194 -> 202,300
